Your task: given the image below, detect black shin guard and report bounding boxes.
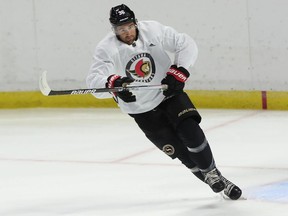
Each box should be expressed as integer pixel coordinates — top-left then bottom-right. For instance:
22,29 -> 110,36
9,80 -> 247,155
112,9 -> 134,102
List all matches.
177,117 -> 215,171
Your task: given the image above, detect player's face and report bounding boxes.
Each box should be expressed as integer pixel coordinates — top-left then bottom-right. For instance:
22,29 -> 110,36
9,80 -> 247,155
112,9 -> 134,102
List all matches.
115,22 -> 137,45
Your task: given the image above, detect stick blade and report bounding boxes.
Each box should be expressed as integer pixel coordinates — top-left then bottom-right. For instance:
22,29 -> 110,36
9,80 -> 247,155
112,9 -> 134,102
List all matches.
39,71 -> 52,96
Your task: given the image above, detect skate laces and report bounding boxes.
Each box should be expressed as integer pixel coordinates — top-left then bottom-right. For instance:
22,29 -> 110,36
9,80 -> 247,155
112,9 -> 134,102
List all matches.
204,168 -> 221,185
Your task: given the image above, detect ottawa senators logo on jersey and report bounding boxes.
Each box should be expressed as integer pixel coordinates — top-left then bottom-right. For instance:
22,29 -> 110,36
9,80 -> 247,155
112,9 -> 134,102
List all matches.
125,53 -> 156,83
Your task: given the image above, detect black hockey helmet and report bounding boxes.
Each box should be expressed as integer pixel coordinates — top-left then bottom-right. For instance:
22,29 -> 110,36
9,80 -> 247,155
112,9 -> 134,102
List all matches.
109,4 -> 137,27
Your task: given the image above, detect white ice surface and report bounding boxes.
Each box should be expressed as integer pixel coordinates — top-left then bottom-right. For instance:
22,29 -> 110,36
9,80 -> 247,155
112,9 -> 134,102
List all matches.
0,108 -> 287,216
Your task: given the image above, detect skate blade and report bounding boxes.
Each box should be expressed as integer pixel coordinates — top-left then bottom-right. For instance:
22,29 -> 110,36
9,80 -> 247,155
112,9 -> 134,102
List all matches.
220,191 -> 247,201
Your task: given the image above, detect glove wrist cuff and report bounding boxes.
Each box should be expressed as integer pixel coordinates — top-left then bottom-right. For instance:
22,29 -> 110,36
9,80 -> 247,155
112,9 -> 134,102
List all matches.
167,67 -> 189,83
107,74 -> 121,88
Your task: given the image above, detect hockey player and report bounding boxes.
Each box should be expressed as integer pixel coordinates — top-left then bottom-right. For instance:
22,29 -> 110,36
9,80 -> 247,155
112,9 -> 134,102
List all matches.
87,4 -> 242,200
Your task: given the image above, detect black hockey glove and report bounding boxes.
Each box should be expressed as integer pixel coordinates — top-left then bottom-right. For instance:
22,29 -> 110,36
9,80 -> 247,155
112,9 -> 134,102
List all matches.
106,74 -> 136,103
161,65 -> 190,97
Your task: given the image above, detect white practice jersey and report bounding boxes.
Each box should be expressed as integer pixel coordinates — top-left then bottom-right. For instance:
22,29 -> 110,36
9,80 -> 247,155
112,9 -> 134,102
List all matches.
87,20 -> 198,114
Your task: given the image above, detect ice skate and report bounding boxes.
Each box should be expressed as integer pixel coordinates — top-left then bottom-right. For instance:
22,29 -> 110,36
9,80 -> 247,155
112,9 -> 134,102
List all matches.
203,168 -> 225,193
221,176 -> 242,200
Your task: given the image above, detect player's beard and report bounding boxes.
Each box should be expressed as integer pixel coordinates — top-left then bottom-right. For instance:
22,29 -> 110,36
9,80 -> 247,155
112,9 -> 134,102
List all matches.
124,35 -> 136,45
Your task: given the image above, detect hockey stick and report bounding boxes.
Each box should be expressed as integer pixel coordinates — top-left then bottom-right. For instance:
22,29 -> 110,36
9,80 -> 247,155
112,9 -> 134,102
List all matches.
39,71 -> 168,96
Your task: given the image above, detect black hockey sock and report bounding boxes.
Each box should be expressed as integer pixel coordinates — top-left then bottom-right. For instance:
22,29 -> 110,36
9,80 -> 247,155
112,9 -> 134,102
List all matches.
177,117 -> 215,171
